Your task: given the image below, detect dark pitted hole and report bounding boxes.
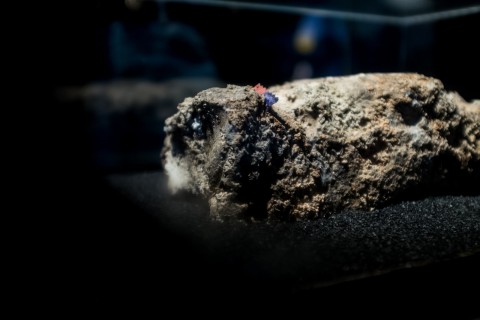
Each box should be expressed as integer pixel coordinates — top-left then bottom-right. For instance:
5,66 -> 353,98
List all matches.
359,117 -> 369,127
395,102 -> 423,125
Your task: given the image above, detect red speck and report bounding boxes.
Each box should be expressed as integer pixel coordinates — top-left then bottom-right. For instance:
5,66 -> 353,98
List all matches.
253,83 -> 267,94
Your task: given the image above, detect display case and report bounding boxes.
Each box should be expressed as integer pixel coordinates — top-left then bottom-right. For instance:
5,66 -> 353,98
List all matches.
54,0 -> 480,172
49,1 -> 480,316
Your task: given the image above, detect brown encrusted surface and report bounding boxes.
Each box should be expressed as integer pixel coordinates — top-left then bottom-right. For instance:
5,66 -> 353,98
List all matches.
162,73 -> 480,221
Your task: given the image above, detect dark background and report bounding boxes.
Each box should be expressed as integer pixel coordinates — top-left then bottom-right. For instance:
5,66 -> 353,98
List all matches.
30,1 -> 480,316
51,0 -> 479,90
45,0 -> 480,173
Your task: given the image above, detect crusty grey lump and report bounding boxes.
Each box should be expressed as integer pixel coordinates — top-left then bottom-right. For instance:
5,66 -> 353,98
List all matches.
162,73 -> 480,221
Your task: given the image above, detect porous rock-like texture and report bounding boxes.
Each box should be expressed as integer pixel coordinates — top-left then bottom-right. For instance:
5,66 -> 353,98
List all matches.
162,73 -> 480,221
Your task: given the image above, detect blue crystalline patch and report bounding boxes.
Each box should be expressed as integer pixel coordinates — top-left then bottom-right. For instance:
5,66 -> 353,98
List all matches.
263,91 -> 279,107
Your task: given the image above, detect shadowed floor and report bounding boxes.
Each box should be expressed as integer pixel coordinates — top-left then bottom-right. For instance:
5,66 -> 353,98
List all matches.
78,170 -> 480,317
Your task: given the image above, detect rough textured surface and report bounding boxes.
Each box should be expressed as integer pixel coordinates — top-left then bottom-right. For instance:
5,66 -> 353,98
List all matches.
162,73 -> 480,221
